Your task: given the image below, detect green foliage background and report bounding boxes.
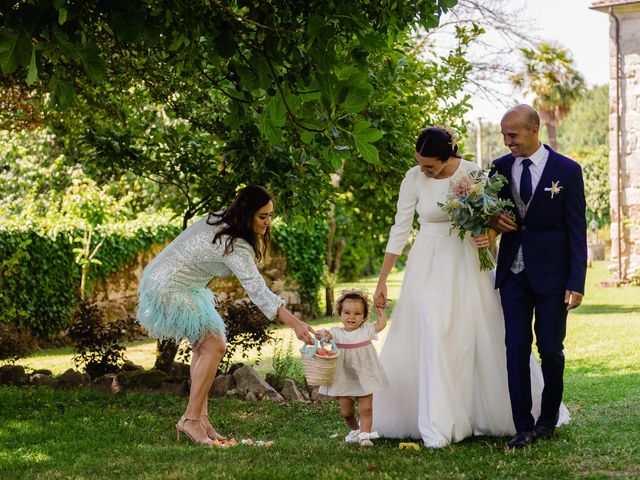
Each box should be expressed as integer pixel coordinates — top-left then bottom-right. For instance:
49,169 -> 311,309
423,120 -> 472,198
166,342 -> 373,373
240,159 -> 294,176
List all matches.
0,2 -> 479,349
272,219 -> 328,316
558,85 -> 608,151
0,214 -> 181,339
559,85 -> 610,227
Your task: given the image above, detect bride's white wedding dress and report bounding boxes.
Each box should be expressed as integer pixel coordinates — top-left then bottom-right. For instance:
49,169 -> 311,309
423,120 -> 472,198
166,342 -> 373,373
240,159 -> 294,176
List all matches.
372,160 -> 569,448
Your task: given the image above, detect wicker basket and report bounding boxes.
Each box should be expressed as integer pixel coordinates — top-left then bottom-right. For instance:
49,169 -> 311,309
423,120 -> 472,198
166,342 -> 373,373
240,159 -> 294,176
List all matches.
300,339 -> 340,386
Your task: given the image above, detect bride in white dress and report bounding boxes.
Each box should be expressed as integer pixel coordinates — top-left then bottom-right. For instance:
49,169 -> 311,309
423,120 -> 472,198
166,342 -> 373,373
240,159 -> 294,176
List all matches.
372,127 -> 568,448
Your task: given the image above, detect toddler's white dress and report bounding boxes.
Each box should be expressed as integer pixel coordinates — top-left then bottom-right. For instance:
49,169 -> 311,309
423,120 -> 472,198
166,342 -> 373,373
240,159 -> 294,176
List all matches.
319,323 -> 389,397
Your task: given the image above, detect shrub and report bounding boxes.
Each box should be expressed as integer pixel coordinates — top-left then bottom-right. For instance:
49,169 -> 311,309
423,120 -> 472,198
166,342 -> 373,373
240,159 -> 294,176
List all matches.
272,219 -> 328,316
0,229 -> 80,337
0,213 -> 181,339
217,299 -> 276,374
67,300 -> 127,378
571,146 -> 610,227
270,336 -> 305,391
0,324 -> 35,364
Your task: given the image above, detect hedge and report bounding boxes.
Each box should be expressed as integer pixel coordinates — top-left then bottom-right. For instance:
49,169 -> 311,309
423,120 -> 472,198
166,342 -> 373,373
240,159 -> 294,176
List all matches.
0,213 -> 181,339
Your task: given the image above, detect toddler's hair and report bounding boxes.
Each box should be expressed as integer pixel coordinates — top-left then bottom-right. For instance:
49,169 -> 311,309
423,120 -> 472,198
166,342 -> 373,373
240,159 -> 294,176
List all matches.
334,289 -> 370,319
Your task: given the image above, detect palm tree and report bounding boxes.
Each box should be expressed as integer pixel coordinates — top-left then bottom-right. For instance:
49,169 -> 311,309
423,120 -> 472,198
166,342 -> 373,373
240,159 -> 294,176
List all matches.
511,43 -> 585,150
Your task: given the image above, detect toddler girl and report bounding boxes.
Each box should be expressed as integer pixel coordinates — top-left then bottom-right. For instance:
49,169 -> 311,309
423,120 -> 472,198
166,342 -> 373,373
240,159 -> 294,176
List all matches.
317,289 -> 389,447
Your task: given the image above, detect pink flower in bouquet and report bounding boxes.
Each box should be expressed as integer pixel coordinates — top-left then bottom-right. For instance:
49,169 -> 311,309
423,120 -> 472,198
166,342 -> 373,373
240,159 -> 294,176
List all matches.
438,167 -> 514,270
451,176 -> 474,197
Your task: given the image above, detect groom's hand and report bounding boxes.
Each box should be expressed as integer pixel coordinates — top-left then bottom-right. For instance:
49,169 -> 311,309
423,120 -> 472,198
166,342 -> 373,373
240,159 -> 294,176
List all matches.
491,213 -> 518,234
565,290 -> 583,310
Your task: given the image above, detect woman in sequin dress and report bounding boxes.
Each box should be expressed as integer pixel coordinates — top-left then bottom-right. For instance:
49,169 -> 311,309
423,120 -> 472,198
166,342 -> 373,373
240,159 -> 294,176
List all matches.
137,185 -> 315,446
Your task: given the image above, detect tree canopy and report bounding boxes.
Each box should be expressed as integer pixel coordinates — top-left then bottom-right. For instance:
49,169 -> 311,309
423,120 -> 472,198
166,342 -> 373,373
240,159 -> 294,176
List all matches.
511,42 -> 585,150
2,1 -> 471,224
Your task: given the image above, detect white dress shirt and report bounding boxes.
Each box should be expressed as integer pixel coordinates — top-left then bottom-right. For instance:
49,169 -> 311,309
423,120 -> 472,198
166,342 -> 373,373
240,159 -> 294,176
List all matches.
511,143 -> 549,202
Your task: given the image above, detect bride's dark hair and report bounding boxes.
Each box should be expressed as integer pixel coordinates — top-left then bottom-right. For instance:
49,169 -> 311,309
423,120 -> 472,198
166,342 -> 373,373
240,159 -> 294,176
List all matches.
415,127 -> 461,161
207,185 -> 273,262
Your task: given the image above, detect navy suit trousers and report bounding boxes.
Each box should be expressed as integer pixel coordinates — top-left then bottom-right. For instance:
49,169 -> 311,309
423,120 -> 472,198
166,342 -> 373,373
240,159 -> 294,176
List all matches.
500,270 -> 568,432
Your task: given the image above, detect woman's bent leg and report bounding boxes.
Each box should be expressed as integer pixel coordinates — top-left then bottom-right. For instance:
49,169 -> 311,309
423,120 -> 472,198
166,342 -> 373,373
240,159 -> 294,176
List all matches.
180,333 -> 226,443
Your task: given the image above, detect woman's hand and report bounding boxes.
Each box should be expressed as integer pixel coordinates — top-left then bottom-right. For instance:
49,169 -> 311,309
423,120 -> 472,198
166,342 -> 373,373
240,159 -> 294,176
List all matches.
374,280 -> 388,309
293,321 -> 316,345
472,229 -> 497,248
277,305 -> 315,344
314,329 -> 332,340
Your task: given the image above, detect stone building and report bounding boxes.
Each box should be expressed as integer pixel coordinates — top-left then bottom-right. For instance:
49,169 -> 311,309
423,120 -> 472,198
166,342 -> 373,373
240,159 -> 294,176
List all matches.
591,0 -> 640,282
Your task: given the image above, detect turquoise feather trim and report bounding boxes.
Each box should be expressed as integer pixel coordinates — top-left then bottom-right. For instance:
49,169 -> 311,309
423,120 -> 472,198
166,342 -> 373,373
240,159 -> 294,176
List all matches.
137,285 -> 226,344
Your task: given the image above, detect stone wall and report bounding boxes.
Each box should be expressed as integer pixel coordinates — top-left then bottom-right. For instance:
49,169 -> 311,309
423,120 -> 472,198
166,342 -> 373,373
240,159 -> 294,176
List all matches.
91,245 -> 303,327
601,4 -> 640,280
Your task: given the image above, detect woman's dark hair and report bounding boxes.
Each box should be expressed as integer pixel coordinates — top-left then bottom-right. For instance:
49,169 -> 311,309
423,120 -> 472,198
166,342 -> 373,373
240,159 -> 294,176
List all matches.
415,127 -> 460,161
207,185 -> 274,262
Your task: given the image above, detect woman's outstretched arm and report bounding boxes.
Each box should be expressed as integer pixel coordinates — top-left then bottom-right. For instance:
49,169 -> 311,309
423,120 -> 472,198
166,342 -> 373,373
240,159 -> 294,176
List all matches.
374,252 -> 398,309
276,305 -> 315,344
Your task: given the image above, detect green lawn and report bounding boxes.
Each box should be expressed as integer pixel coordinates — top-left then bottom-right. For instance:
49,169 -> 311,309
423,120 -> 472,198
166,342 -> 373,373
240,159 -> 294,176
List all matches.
1,261 -> 639,479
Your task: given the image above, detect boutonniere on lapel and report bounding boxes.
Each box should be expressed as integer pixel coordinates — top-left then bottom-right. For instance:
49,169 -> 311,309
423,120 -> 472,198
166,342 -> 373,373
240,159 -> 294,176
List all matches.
544,181 -> 563,199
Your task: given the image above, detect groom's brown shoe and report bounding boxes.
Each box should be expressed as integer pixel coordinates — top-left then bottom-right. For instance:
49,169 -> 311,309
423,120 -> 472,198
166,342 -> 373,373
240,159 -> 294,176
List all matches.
508,431 -> 536,448
533,424 -> 555,440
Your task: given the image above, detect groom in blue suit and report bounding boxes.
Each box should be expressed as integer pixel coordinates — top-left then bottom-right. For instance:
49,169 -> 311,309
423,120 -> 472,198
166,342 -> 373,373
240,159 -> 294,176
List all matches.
490,105 -> 587,448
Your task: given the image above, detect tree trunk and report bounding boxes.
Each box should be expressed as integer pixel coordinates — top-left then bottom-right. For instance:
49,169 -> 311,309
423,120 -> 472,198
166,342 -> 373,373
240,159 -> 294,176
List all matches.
544,122 -> 558,150
154,338 -> 178,373
325,288 -> 335,317
324,237 -> 346,316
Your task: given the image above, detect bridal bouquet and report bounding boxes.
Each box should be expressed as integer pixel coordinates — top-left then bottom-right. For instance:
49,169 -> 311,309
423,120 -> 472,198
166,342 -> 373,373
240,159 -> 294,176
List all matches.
438,168 -> 514,270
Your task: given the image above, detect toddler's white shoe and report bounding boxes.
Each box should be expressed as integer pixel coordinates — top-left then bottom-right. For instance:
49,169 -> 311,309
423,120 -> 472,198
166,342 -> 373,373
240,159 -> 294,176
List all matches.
357,431 -> 379,447
344,429 -> 360,444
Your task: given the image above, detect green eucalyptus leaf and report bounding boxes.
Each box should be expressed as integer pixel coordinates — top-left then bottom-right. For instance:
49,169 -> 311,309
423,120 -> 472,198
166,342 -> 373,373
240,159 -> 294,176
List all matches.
252,55 -> 273,90
353,121 -> 383,143
52,27 -> 77,59
318,74 -> 339,111
236,64 -> 260,90
439,0 -> 459,8
78,41 -> 106,82
258,110 -> 283,144
322,146 -> 343,171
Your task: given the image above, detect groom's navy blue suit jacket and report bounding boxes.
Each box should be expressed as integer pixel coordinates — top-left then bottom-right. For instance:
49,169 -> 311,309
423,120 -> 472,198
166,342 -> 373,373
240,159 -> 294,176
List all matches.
491,145 -> 588,295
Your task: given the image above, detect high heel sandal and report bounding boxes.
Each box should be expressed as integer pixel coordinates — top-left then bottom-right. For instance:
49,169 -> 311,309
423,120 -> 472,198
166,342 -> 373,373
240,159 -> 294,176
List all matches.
175,416 -> 215,446
200,415 -> 227,441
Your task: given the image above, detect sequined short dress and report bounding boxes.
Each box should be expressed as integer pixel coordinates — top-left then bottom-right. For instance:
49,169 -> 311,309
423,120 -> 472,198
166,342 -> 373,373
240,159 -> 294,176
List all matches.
137,216 -> 285,343
318,323 -> 389,397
